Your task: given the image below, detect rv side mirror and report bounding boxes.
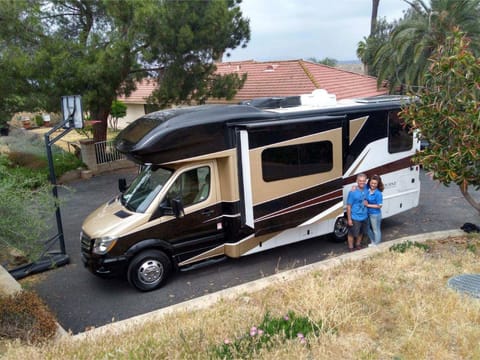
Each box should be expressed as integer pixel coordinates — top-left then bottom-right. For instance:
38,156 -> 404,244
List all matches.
171,198 -> 185,219
118,178 -> 127,193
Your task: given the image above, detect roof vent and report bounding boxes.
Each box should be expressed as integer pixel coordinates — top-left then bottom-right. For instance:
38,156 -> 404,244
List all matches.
300,89 -> 337,107
264,64 -> 276,72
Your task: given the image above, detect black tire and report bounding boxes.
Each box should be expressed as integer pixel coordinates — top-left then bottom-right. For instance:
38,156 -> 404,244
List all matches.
331,216 -> 348,242
127,250 -> 172,292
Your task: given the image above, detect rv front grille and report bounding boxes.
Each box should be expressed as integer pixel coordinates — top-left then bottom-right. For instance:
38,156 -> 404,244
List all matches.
81,232 -> 92,252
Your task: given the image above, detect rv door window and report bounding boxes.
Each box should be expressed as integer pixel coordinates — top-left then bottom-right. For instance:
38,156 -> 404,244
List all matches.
262,141 -> 333,182
166,167 -> 211,208
388,111 -> 413,153
121,166 -> 173,212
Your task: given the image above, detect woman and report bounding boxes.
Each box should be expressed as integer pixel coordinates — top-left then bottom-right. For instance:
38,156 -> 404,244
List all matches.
364,174 -> 384,246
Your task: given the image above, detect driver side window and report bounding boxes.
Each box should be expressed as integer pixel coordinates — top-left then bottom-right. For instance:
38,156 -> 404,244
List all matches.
167,166 -> 210,208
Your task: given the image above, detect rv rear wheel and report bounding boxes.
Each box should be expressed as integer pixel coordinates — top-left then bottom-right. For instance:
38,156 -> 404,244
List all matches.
127,250 -> 172,292
332,216 -> 348,242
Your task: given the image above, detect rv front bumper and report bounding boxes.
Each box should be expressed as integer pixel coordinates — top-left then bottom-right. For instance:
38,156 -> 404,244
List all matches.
81,252 -> 128,278
81,231 -> 129,277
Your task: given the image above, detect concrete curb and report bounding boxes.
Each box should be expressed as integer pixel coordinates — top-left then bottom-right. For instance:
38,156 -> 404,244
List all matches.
68,229 -> 465,342
0,265 -> 21,296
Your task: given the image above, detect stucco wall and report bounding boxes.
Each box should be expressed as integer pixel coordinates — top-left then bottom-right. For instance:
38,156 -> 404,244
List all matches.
116,104 -> 145,129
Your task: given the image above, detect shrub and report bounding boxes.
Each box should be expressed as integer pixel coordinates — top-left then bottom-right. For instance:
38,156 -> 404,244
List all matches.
212,311 -> 331,359
0,128 -> 45,158
0,128 -> 84,181
0,291 -> 58,343
389,240 -> 430,253
0,156 -> 57,264
7,152 -> 47,170
0,129 -> 82,266
34,115 -> 44,127
52,148 -> 84,177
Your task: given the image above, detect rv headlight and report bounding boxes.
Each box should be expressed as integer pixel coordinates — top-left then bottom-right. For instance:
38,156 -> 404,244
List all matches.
92,236 -> 118,255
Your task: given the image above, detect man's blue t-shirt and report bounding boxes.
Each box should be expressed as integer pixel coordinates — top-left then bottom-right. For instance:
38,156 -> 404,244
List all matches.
347,189 -> 368,221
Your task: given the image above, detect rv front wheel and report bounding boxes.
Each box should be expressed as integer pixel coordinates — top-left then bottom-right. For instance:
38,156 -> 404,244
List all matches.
332,216 -> 348,242
127,250 -> 172,292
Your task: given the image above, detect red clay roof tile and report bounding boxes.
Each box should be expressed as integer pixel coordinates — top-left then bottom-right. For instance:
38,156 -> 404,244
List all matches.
119,60 -> 386,104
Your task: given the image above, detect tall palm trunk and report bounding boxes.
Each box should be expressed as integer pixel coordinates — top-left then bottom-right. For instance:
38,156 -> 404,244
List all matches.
371,0 -> 380,36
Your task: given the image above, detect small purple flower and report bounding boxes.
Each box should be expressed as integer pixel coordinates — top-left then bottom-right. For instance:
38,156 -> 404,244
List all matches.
284,315 -> 290,321
258,329 -> 264,336
300,337 -> 307,344
224,339 -> 231,345
250,326 -> 258,336
297,333 -> 304,339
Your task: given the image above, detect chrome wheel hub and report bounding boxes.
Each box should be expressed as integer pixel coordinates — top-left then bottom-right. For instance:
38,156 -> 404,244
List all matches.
138,259 -> 163,284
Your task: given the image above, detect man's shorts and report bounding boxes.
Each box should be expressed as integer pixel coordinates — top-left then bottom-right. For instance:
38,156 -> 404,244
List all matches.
348,219 -> 367,237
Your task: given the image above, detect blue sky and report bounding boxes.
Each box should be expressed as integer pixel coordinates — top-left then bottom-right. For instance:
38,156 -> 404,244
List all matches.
226,0 -> 410,62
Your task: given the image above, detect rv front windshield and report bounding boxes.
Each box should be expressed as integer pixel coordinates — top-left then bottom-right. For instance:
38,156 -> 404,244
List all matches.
121,166 -> 173,213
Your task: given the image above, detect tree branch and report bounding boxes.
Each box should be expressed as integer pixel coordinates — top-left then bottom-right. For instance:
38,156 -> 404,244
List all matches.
128,67 -> 165,75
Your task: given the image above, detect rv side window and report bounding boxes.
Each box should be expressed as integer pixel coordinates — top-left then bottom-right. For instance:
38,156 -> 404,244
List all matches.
262,141 -> 333,182
166,166 -> 211,207
388,110 -> 412,153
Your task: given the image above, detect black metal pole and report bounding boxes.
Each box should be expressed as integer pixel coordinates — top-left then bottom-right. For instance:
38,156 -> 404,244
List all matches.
44,119 -> 74,255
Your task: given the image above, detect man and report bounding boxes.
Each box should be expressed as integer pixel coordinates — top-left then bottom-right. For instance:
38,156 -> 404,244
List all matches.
346,173 -> 368,251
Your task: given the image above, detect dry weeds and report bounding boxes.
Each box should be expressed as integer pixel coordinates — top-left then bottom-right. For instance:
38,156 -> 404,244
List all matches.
1,234 -> 480,359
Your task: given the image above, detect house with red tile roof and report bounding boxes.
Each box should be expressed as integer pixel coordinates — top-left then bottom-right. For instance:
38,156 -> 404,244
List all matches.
116,59 -> 387,127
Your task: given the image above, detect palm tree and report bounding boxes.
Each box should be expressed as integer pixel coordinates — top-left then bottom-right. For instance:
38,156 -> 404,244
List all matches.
357,18 -> 396,76
371,0 -> 380,35
374,0 -> 480,93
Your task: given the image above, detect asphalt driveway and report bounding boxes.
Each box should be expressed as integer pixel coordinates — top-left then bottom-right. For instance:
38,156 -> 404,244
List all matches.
30,169 -> 479,334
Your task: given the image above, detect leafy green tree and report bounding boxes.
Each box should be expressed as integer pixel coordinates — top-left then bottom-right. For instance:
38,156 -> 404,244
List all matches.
401,30 -> 480,213
0,0 -> 250,142
109,100 -> 127,131
146,1 -> 249,108
374,0 -> 480,92
0,1 -> 41,127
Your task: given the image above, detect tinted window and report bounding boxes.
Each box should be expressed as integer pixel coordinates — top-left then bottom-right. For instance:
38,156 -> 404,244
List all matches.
166,167 -> 211,207
388,110 -> 412,153
262,141 -> 333,182
116,117 -> 160,144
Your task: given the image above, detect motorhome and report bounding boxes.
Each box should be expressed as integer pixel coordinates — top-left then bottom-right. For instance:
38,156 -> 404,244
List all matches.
80,90 -> 420,291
